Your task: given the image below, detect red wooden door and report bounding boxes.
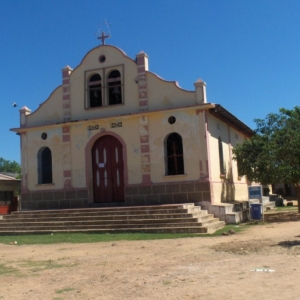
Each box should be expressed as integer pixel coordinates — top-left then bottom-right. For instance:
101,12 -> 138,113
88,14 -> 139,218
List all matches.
92,136 -> 124,203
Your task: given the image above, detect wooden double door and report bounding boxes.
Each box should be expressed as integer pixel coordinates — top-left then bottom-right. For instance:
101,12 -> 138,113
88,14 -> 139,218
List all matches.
92,136 -> 125,203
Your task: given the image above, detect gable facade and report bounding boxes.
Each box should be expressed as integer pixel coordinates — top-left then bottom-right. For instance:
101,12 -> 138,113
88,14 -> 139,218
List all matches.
11,44 -> 253,210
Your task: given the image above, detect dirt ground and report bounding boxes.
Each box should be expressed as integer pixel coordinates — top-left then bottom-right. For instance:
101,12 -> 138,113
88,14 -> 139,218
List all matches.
0,212 -> 300,300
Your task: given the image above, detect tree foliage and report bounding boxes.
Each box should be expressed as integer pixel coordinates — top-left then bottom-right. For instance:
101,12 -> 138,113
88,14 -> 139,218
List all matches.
233,106 -> 300,212
0,157 -> 21,174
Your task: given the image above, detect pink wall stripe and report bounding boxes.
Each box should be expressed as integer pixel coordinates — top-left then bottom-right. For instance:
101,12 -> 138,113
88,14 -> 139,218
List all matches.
63,170 -> 71,177
141,145 -> 150,153
62,135 -> 70,142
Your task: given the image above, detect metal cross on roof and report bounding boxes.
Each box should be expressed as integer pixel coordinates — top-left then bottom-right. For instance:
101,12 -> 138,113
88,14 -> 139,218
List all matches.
97,31 -> 110,45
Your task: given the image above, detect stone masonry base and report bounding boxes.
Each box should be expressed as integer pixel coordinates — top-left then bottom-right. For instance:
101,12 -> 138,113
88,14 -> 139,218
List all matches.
20,181 -> 211,210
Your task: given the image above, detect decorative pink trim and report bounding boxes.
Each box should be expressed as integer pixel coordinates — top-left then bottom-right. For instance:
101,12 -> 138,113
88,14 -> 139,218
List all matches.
141,125 -> 148,132
141,145 -> 149,153
142,174 -> 151,184
139,100 -> 148,106
196,109 -> 205,114
63,86 -> 69,93
63,170 -> 71,177
136,56 -> 145,65
63,94 -> 70,100
138,67 -> 145,73
62,135 -> 70,142
22,173 -> 28,192
62,70 -> 70,78
63,102 -> 70,109
63,126 -> 70,133
140,135 -> 149,144
85,131 -> 129,202
63,79 -> 69,85
141,154 -> 150,163
139,91 -> 147,98
63,179 -> 72,189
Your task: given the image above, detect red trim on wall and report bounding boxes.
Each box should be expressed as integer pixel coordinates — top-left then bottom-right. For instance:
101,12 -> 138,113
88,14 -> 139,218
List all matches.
63,126 -> 70,133
63,170 -> 71,178
140,135 -> 149,144
62,135 -> 70,142
63,179 -> 72,189
63,79 -> 69,85
142,174 -> 151,184
141,145 -> 149,153
139,100 -> 148,106
138,67 -> 145,73
63,102 -> 70,109
63,94 -> 70,100
136,56 -> 144,65
62,70 -> 71,78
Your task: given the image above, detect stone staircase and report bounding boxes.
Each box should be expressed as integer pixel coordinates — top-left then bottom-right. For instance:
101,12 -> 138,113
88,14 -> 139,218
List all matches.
0,203 -> 225,234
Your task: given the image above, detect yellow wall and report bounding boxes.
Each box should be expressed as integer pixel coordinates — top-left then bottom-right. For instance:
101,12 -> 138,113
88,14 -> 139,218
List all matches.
207,114 -> 248,203
17,44 -> 251,205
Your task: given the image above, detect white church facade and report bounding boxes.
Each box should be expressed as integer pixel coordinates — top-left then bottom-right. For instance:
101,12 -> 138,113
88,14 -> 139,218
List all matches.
11,40 -> 253,212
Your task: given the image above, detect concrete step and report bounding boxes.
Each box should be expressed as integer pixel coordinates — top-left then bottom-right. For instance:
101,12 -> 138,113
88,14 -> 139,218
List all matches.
0,203 -> 225,234
7,209 -> 190,218
0,218 -> 201,226
10,204 -> 195,215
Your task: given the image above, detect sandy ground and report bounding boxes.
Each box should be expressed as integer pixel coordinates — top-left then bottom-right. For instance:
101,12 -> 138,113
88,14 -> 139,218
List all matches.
0,212 -> 299,300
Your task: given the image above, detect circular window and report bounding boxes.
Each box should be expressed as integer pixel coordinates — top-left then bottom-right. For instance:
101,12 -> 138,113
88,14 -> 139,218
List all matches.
99,55 -> 106,63
168,116 -> 176,124
41,133 -> 47,140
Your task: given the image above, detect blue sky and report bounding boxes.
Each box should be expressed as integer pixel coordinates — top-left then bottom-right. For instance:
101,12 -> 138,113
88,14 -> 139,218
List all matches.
1,0 -> 300,163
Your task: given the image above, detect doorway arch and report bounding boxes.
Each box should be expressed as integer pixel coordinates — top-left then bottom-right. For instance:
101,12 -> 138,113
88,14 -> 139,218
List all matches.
91,135 -> 125,203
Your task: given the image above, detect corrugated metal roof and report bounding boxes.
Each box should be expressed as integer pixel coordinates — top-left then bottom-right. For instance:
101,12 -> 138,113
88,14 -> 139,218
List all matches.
0,173 -> 20,181
209,104 -> 255,137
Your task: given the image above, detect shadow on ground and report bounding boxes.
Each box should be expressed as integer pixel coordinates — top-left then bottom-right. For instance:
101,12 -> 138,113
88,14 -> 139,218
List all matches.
264,212 -> 300,223
277,240 -> 300,248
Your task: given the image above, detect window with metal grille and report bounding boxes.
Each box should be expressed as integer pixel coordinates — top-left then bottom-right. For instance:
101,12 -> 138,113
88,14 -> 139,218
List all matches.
89,74 -> 102,107
166,133 -> 184,175
107,70 -> 122,105
37,147 -> 53,184
218,137 -> 225,175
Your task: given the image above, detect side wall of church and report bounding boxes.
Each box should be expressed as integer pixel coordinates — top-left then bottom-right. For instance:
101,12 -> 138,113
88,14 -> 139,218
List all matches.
207,113 -> 249,204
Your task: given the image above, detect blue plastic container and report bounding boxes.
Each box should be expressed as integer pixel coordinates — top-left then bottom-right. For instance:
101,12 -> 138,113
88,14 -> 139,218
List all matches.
251,203 -> 262,220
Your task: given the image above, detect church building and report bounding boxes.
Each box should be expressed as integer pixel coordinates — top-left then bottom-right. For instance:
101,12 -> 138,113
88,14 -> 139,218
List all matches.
11,37 -> 254,215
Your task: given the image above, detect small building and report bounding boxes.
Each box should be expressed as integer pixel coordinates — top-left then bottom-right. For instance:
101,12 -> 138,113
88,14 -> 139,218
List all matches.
0,173 -> 21,213
10,38 -> 254,214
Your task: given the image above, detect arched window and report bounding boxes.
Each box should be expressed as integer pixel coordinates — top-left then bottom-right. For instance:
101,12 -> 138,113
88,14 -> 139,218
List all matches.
218,137 -> 225,175
37,147 -> 53,184
89,74 -> 102,107
107,70 -> 122,105
165,133 -> 184,175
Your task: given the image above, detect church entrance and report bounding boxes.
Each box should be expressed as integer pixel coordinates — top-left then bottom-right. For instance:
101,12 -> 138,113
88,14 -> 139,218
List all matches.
92,135 -> 125,203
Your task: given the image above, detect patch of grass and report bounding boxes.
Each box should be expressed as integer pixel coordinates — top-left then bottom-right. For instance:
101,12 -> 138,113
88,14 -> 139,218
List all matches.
20,259 -> 71,273
203,224 -> 249,236
275,205 -> 298,211
0,264 -> 19,276
55,288 -> 75,294
0,225 -> 250,246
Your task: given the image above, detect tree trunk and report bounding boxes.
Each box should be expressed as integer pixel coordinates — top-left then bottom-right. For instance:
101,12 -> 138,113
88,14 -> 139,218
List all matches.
296,186 -> 300,213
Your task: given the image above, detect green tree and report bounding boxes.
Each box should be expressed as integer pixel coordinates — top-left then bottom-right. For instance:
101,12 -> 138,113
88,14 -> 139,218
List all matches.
233,106 -> 300,213
0,157 -> 21,174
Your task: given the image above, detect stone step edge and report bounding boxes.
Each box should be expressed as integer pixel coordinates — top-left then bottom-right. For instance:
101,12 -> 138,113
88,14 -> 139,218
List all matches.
11,203 -> 198,215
